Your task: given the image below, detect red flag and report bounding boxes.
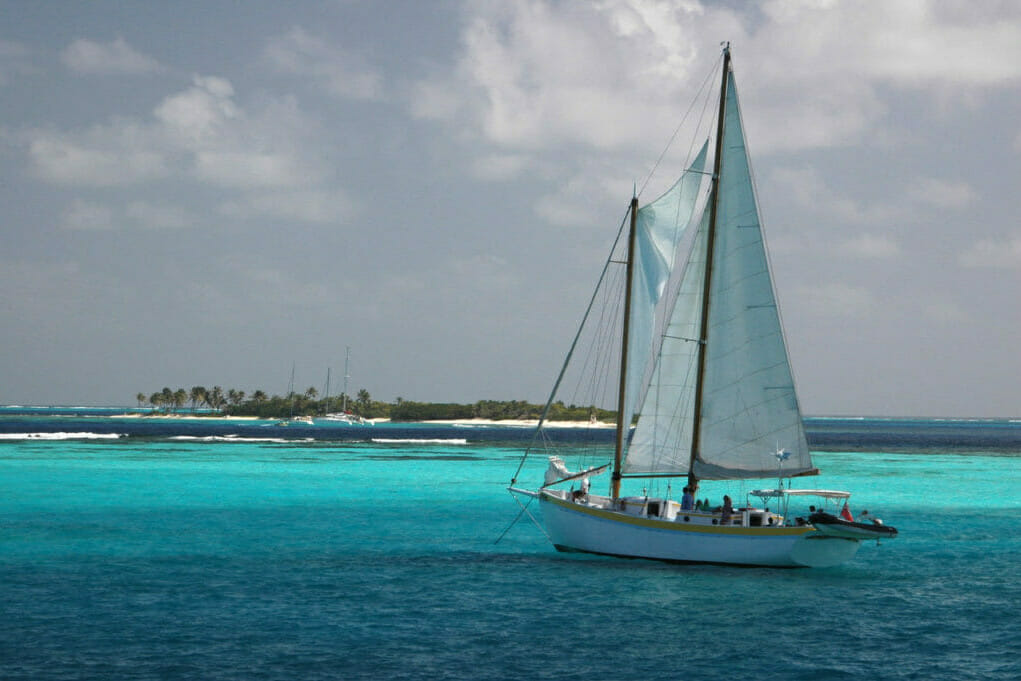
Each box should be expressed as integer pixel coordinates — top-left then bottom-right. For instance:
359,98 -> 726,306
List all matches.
841,502 -> 854,522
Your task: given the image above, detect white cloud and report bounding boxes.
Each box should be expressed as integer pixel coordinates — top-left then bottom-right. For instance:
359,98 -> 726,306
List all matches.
408,79 -> 462,121
753,1 -> 1021,87
62,199 -> 196,231
154,76 -> 238,146
62,200 -> 115,231
470,153 -> 531,181
769,166 -> 896,225
908,177 -> 977,209
839,233 -> 900,259
219,189 -> 356,224
413,0 -> 1021,168
749,2 -> 1021,152
28,75 -> 325,190
29,127 -> 170,186
25,74 -> 341,224
534,163 -> 627,227
924,300 -> 970,324
195,150 -> 308,189
125,201 -> 194,230
960,232 -> 1021,268
61,37 -> 162,75
442,1 -> 710,151
264,27 -> 383,101
794,282 -> 875,319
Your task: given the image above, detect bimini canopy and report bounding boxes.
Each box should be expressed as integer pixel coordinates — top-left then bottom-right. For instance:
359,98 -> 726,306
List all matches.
750,489 -> 851,500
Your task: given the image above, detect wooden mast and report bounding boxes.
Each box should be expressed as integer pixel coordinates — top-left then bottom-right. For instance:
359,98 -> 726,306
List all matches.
611,196 -> 639,500
688,44 -> 731,493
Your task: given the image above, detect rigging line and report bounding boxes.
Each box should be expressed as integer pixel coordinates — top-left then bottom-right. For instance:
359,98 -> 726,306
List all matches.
565,223 -> 626,423
510,202 -> 633,484
494,492 -> 537,545
582,263 -> 624,462
690,59 -> 720,173
637,51 -> 723,200
570,255 -> 621,411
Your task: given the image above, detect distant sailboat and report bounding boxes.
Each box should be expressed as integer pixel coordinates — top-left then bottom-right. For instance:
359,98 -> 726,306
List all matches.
322,347 -> 372,425
276,363 -> 313,426
509,45 -> 896,568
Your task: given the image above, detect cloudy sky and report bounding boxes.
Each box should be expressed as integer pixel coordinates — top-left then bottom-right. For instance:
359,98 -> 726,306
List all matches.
2,1 -> 1019,417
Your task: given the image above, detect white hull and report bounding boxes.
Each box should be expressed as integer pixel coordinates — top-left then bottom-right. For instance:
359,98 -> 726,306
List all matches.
539,491 -> 860,568
321,413 -> 372,425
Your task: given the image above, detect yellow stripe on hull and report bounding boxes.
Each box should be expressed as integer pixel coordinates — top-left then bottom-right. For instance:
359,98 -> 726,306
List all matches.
538,492 -> 860,567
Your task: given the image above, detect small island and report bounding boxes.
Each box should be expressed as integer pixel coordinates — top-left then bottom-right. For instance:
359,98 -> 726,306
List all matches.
135,386 -> 616,423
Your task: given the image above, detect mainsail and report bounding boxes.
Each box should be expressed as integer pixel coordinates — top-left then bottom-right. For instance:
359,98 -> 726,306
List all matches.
624,68 -> 813,480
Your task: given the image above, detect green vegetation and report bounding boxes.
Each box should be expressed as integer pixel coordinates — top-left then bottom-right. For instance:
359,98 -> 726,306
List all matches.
136,386 -> 615,423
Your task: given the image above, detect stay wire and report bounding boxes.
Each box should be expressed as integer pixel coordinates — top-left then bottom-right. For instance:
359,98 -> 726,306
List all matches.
509,202 -> 633,485
494,493 -> 534,545
636,52 -> 722,201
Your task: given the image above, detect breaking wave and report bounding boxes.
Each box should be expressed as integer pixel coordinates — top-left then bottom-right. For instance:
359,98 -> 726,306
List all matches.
371,438 -> 469,445
0,432 -> 124,440
169,436 -> 315,444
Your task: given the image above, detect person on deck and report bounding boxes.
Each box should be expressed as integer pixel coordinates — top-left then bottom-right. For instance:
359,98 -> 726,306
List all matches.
680,486 -> 694,511
721,495 -> 734,524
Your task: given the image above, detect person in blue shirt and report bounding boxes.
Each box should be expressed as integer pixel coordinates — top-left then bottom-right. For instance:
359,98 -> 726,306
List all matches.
680,486 -> 695,511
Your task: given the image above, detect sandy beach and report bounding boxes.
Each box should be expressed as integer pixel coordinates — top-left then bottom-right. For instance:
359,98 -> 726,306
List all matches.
109,413 -> 611,428
417,418 -> 613,428
111,413 -> 263,421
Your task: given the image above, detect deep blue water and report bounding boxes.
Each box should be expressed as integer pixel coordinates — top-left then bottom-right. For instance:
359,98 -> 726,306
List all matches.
2,411 -> 1020,680
3,406 -> 1020,450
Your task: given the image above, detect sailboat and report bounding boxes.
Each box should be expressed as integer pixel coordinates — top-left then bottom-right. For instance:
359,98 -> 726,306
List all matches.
322,347 -> 372,425
508,45 -> 896,568
275,363 -> 313,426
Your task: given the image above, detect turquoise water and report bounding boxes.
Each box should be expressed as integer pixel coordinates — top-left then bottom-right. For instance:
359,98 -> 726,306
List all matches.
2,417 -> 1020,680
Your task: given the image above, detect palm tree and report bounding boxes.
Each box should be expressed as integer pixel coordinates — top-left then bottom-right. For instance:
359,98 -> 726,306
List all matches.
190,386 -> 207,411
357,389 -> 371,413
208,386 -> 225,412
304,386 -> 318,400
251,390 -> 268,404
172,389 -> 187,413
149,392 -> 163,413
160,387 -> 174,413
136,392 -> 146,408
227,389 -> 246,407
